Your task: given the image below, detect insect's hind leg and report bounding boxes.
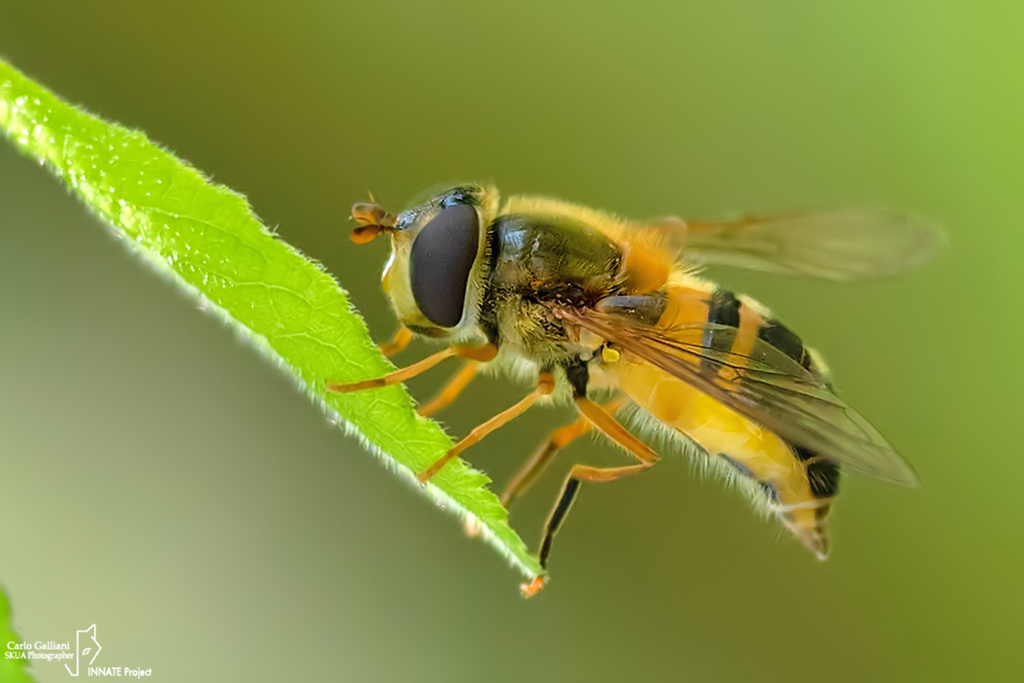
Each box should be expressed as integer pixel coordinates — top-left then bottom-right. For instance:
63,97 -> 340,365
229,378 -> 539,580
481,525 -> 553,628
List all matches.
500,395 -> 630,511
522,397 -> 659,597
523,460 -> 657,597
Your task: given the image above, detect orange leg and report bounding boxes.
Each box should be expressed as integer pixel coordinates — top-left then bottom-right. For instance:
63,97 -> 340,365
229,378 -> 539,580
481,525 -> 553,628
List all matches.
500,395 -> 629,510
417,361 -> 479,417
379,327 -> 413,358
521,397 -> 659,597
326,343 -> 497,394
573,396 -> 658,463
416,372 -> 556,484
327,347 -> 456,393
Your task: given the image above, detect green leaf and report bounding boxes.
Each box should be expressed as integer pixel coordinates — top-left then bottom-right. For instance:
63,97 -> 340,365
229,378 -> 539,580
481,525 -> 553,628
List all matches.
1,588 -> 36,683
0,59 -> 542,581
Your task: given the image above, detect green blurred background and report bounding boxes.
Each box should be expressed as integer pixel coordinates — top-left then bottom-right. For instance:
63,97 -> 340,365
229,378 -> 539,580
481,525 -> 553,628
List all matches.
1,2 -> 1021,681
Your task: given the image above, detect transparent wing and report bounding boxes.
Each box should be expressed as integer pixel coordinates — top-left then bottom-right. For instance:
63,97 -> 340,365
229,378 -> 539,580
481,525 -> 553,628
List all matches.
651,209 -> 942,280
562,307 -> 919,485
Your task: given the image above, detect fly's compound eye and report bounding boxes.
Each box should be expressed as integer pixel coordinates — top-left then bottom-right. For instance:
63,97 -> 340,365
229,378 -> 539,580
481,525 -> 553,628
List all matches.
409,204 -> 480,328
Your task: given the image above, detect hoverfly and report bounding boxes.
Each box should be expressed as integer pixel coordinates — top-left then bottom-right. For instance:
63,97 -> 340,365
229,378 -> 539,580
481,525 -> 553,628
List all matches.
329,184 -> 939,595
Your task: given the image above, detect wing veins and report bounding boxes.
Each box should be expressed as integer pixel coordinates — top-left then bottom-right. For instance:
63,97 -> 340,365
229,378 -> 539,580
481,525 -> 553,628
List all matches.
564,308 -> 918,485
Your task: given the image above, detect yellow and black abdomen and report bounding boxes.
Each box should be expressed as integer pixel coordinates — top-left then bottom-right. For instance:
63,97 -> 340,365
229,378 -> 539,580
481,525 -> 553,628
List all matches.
608,277 -> 839,559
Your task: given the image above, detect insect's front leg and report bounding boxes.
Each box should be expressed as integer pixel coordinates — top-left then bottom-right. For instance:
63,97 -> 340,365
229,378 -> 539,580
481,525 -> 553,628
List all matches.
417,361 -> 479,417
325,343 -> 497,394
378,327 -> 413,358
354,327 -> 484,415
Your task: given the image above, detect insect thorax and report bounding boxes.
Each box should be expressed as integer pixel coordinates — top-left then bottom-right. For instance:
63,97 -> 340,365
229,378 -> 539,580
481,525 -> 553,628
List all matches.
479,213 -> 625,364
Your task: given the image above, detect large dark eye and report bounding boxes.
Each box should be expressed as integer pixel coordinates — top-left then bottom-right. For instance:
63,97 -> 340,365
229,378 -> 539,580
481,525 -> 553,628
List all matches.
409,204 -> 480,327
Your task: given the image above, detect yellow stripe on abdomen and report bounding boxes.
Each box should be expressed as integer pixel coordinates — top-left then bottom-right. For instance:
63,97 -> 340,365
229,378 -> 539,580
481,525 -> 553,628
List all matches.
609,279 -> 833,558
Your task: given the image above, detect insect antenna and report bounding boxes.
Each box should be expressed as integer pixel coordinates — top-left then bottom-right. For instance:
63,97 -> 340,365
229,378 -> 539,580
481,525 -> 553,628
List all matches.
349,194 -> 397,244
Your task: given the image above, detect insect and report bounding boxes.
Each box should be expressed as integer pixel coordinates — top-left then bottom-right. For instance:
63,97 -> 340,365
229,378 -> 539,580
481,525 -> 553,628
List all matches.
329,184 -> 939,596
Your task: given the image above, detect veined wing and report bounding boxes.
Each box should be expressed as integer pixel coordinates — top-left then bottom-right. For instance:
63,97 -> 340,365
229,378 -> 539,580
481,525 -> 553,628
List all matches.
651,209 -> 942,280
562,307 -> 919,485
